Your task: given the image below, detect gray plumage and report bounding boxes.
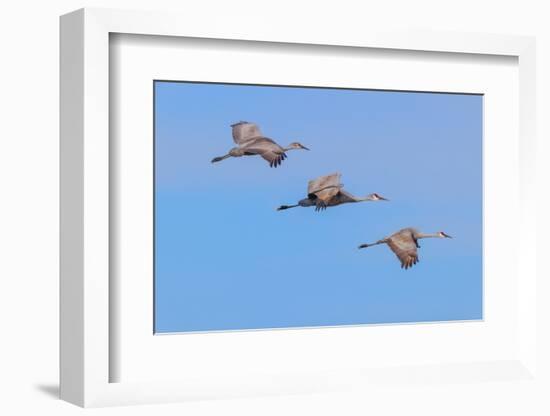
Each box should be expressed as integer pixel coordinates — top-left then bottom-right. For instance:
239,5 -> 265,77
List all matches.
211,121 -> 309,167
277,172 -> 388,212
358,227 -> 452,269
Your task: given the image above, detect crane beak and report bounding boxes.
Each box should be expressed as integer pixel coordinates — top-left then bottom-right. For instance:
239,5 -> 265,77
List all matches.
301,145 -> 310,150
442,232 -> 453,238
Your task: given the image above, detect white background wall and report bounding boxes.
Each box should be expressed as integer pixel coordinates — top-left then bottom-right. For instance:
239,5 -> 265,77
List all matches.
1,1 -> 548,414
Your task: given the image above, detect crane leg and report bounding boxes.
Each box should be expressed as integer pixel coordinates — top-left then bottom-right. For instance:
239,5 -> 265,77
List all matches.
211,154 -> 231,163
277,204 -> 299,211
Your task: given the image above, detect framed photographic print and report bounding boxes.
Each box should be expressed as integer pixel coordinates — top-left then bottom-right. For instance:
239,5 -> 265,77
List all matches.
152,81 -> 481,335
60,8 -> 538,408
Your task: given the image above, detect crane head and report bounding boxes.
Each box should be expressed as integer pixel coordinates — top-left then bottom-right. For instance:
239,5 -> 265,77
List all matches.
288,142 -> 310,150
439,231 -> 453,238
370,193 -> 389,201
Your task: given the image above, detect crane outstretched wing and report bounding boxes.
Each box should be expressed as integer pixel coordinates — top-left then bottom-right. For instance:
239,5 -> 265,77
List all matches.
240,138 -> 286,167
386,230 -> 419,269
328,189 -> 358,205
231,121 -> 263,145
257,150 -> 286,167
307,173 -> 342,203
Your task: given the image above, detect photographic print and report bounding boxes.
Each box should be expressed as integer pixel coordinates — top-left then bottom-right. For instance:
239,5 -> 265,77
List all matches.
154,81 -> 482,333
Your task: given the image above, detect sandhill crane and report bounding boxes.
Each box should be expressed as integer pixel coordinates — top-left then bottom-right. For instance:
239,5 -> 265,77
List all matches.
211,121 -> 309,167
277,172 -> 388,212
358,227 -> 452,269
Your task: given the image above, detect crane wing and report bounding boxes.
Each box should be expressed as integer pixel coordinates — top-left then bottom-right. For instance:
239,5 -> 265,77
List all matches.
231,121 -> 263,145
257,150 -> 286,167
240,138 -> 286,167
386,230 -> 419,269
307,173 -> 342,203
328,189 -> 357,205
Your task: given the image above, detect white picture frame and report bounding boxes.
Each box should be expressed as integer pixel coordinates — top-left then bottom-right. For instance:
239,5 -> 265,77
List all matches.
60,7 -> 538,408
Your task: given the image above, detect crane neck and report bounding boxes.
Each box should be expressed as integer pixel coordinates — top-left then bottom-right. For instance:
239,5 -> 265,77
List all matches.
416,232 -> 442,239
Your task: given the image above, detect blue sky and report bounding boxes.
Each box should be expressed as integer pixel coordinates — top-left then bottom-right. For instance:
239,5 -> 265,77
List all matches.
154,81 -> 483,333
